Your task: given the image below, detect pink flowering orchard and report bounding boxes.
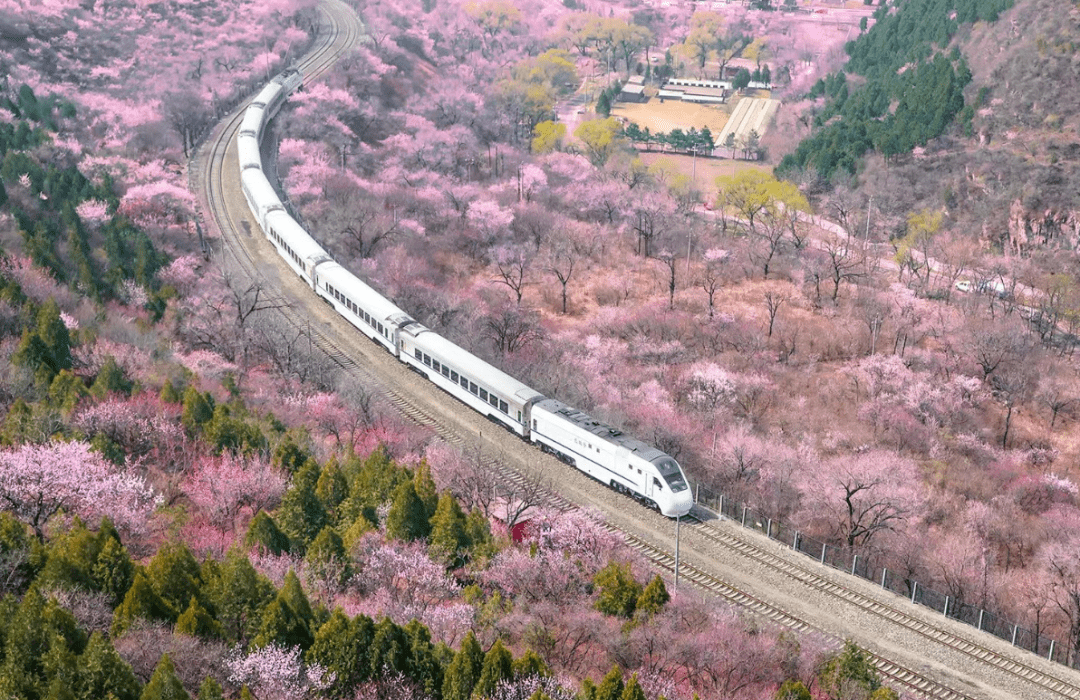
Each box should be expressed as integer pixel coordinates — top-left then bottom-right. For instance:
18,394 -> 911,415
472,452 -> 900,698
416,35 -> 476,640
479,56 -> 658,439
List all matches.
0,441 -> 157,541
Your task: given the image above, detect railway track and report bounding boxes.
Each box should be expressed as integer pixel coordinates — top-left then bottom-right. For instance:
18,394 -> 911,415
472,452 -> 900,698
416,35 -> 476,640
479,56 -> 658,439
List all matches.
192,4 -> 1080,699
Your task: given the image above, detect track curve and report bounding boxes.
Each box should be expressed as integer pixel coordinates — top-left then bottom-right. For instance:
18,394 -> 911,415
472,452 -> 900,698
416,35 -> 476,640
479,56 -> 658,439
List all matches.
191,4 -> 1080,699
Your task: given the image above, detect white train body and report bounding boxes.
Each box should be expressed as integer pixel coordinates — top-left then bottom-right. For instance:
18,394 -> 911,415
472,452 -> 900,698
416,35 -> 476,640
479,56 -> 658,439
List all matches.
398,324 -> 544,437
530,399 -> 692,515
235,70 -> 692,518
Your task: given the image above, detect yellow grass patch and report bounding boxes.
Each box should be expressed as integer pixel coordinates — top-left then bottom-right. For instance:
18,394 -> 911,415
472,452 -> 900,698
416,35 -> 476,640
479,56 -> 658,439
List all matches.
636,151 -> 771,189
611,99 -> 730,135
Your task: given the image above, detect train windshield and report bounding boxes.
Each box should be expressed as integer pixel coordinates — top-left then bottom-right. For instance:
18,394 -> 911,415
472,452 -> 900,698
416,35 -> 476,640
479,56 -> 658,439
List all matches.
654,457 -> 688,492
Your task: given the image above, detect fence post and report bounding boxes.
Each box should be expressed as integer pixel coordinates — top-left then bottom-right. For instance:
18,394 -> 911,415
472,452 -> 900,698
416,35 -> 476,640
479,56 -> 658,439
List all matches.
1012,625 -> 1018,646
978,610 -> 984,631
943,596 -> 949,617
695,483 -> 699,503
881,568 -> 887,588
1049,640 -> 1055,660
851,554 -> 858,576
911,581 -> 918,604
741,506 -> 747,526
821,542 -> 827,563
767,518 -> 772,538
718,494 -> 723,517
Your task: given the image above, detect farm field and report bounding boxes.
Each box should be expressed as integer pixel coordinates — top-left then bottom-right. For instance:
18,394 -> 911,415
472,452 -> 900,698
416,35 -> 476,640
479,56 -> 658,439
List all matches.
611,98 -> 730,135
636,150 -> 770,188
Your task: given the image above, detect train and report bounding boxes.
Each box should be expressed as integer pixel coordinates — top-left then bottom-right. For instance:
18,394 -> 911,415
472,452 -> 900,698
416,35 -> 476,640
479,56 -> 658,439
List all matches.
236,69 -> 693,518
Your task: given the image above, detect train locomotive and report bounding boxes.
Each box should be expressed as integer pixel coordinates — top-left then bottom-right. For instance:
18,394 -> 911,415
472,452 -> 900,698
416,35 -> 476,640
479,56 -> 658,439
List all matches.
237,69 -> 693,518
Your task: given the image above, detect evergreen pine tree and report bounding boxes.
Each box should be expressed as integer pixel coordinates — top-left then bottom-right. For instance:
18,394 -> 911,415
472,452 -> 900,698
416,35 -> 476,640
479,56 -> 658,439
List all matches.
112,571 -> 176,636
594,666 -> 624,700
314,460 -> 348,525
403,619 -> 442,698
512,650 -> 549,679
196,677 -> 224,700
252,570 -> 314,650
593,563 -> 642,619
368,617 -> 409,678
47,369 -> 87,414
252,598 -> 311,650
180,386 -> 213,435
280,569 -> 314,624
92,535 -> 135,606
35,518 -> 101,592
14,297 -> 73,386
635,575 -> 670,619
272,434 -> 310,475
45,677 -> 77,700
473,639 -> 513,699
159,380 -> 181,404
77,631 -> 142,700
244,511 -> 291,555
413,463 -> 439,520
441,630 -> 483,700
139,654 -> 189,700
465,508 -> 493,558
307,609 -> 375,697
385,480 -> 430,542
175,597 -> 224,639
817,641 -> 891,700
89,357 -> 132,399
774,680 -> 812,700
304,526 -> 349,589
428,493 -> 469,566
276,460 -> 328,551
620,674 -> 646,700
204,548 -> 275,645
145,542 -> 204,615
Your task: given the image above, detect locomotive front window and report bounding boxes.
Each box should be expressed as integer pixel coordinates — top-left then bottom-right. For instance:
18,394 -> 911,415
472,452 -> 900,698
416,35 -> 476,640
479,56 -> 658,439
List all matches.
654,457 -> 689,492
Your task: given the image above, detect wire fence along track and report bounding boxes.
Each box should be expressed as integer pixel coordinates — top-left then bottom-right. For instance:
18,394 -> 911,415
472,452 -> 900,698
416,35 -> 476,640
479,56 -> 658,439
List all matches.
679,512 -> 1080,700
195,4 -> 1080,700
697,484 -> 1080,683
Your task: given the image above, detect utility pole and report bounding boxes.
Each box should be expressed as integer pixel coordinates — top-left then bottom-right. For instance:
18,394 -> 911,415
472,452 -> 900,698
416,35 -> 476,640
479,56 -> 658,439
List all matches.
864,195 -> 872,242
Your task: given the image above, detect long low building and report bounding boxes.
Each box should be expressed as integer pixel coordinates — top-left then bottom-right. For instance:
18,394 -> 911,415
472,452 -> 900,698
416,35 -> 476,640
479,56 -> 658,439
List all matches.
658,78 -> 730,104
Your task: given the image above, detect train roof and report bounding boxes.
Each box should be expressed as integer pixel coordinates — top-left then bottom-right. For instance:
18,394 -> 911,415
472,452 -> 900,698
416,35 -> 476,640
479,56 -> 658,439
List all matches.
263,209 -> 330,260
239,108 -> 264,135
240,169 -> 284,211
409,329 -> 544,404
317,261 -> 416,324
533,397 -> 666,462
237,135 -> 262,169
252,82 -> 283,108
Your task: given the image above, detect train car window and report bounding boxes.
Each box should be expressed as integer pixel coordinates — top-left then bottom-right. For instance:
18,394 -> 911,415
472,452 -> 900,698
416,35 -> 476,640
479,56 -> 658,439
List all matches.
500,400 -> 508,413
469,382 -> 478,395
653,477 -> 663,490
432,360 -> 440,372
415,349 -> 422,360
442,366 -> 450,378
489,395 -> 498,408
460,376 -> 468,389
451,371 -> 458,382
479,389 -> 488,401
423,355 -> 431,367
637,469 -> 642,474
378,323 -> 384,334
